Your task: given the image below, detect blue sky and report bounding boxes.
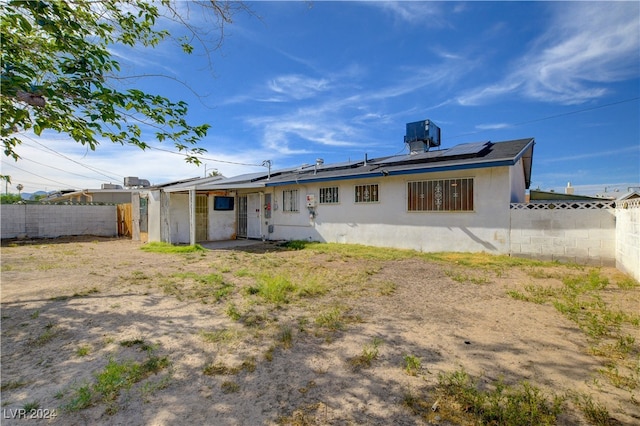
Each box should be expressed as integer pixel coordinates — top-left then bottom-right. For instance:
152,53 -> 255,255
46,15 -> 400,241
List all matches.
4,1 -> 639,196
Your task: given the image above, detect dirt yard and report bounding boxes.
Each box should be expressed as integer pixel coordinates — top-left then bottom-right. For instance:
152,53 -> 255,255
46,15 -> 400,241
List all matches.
1,237 -> 638,425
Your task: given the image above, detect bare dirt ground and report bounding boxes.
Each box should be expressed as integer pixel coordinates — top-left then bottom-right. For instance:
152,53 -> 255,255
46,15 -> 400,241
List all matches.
1,237 -> 638,425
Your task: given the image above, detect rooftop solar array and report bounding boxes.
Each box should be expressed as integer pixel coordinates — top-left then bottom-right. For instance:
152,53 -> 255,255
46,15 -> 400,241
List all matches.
374,150 -> 444,165
440,141 -> 490,158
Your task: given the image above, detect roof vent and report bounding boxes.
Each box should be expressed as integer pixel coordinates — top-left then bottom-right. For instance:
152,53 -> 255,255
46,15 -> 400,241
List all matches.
405,119 -> 441,154
101,183 -> 123,190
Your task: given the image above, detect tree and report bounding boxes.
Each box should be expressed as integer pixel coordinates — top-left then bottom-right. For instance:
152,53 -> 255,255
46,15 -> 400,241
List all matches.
1,193 -> 22,204
1,1 -> 247,163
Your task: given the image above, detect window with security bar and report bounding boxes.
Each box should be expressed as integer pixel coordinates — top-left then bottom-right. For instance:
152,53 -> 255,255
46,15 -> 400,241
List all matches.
354,184 -> 378,203
283,189 -> 299,212
407,178 -> 474,211
319,186 -> 339,204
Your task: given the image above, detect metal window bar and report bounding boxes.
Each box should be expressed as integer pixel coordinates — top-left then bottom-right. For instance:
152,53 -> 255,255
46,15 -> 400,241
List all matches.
408,178 -> 473,211
320,187 -> 339,204
283,190 -> 299,212
237,196 -> 248,237
355,184 -> 378,203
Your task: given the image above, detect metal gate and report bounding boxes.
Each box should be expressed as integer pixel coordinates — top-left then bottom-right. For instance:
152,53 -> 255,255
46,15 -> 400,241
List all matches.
237,195 -> 248,238
139,198 -> 148,242
196,194 -> 208,241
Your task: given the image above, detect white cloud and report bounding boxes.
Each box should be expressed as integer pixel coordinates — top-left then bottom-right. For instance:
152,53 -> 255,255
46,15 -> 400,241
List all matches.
476,123 -> 510,130
2,133 -> 266,193
457,2 -> 640,106
537,145 -> 639,164
373,2 -> 449,27
267,74 -> 330,100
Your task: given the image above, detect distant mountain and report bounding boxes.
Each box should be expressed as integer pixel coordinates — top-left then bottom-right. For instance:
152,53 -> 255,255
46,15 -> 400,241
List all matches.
22,191 -> 48,200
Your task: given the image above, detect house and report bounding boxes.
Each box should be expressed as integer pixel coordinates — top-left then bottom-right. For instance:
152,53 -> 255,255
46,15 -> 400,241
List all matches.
139,120 -> 535,255
43,179 -> 153,204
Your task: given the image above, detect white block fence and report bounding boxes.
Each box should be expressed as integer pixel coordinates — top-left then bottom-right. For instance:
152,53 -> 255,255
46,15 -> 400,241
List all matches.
615,198 -> 640,281
510,200 -> 639,281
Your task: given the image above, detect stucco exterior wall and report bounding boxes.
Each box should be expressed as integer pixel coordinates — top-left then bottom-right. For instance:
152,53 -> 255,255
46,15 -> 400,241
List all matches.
267,166 -> 513,254
616,199 -> 640,281
209,194 -> 236,241
509,158 -> 527,203
169,193 -> 190,244
1,204 -> 116,239
146,190 -> 162,242
509,203 -> 616,266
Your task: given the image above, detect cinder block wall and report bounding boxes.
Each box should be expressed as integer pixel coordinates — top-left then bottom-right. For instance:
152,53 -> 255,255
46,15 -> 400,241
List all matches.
1,204 -> 116,239
1,204 -> 27,238
509,203 -> 616,266
616,200 -> 640,281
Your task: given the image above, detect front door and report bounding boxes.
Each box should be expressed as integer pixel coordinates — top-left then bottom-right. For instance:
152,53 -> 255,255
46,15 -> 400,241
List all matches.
247,193 -> 261,239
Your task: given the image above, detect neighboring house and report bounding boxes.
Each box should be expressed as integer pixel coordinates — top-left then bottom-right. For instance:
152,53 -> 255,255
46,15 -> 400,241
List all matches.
141,122 -> 535,255
617,190 -> 640,201
45,188 -> 137,204
44,179 -> 154,204
529,189 -> 608,202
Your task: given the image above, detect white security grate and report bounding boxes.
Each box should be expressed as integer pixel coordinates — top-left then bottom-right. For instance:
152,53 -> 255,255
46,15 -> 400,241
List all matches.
510,201 -> 616,210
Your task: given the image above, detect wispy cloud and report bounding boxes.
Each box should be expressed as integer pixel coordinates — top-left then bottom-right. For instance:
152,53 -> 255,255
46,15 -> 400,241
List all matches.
538,145 -> 639,164
267,75 -> 330,100
457,2 -> 640,106
476,123 -> 510,130
372,2 -> 449,27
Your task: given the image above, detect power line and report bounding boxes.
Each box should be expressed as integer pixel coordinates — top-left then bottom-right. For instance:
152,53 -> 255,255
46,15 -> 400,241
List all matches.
1,161 -> 77,188
20,136 -> 124,181
19,156 -> 114,183
144,144 -> 263,167
448,96 -> 640,140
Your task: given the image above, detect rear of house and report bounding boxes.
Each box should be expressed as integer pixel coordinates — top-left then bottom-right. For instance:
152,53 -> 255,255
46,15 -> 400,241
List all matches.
141,121 -> 534,255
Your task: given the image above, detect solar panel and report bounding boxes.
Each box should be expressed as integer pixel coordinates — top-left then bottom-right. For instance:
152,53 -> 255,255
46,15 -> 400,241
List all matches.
375,150 -> 444,165
441,141 -> 490,157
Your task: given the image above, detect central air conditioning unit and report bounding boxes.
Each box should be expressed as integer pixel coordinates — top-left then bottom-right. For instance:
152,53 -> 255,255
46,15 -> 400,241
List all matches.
124,177 -> 140,187
404,119 -> 441,154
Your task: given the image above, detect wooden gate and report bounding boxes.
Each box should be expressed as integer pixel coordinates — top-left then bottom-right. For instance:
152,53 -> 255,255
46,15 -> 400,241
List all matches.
117,203 -> 132,237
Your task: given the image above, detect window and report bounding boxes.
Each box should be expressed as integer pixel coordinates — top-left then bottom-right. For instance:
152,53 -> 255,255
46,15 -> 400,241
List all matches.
319,186 -> 339,204
355,184 -> 378,203
213,196 -> 234,211
408,178 -> 473,211
283,189 -> 299,212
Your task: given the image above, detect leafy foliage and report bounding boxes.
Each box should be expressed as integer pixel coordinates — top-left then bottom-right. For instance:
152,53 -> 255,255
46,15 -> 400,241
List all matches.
0,1 -> 245,161
1,193 -> 22,204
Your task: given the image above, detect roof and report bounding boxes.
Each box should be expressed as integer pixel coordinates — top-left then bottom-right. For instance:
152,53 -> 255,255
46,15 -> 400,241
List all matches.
164,138 -> 535,192
617,190 -> 640,200
265,138 -> 534,188
529,190 -> 605,201
43,188 -> 143,202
